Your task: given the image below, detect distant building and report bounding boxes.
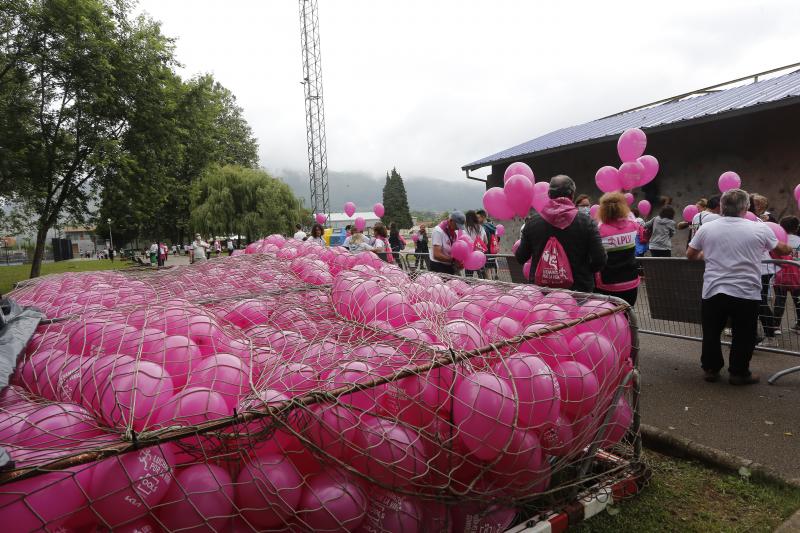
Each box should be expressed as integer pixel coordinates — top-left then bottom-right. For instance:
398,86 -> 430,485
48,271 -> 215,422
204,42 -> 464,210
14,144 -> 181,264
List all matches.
63,226 -> 100,255
327,212 -> 381,231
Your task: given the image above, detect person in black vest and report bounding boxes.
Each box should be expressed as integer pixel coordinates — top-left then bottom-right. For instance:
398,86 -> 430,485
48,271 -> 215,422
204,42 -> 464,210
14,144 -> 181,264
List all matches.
515,175 -> 606,292
414,224 -> 430,269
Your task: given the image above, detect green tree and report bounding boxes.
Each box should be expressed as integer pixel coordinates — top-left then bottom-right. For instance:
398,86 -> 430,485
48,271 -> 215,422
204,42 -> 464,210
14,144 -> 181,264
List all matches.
190,165 -> 302,243
97,73 -> 260,248
381,167 -> 413,228
0,0 -> 178,277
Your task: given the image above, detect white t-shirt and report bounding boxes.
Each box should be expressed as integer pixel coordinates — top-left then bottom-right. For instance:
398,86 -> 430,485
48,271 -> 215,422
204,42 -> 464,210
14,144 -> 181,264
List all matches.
193,239 -> 209,260
691,211 -> 720,228
465,226 -> 487,248
429,225 -> 453,264
293,230 -> 307,240
788,234 -> 800,260
689,216 -> 778,300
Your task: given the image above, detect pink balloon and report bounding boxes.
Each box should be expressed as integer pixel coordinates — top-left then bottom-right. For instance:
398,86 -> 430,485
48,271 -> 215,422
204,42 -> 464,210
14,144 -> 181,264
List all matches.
512,239 -> 521,253
344,201 -> 356,217
297,469 -> 368,531
617,128 -> 647,162
504,174 -> 534,218
463,250 -> 487,271
618,161 -> 644,190
590,204 -> 599,219
484,316 -> 522,341
88,445 -> 176,528
451,239 -> 471,262
567,332 -> 619,384
523,259 -> 532,279
503,161 -> 534,184
682,204 -> 699,223
157,463 -> 234,532
315,213 -> 327,224
236,451 -> 304,529
482,187 -> 515,220
17,403 -> 101,447
354,216 -> 366,232
100,359 -> 174,431
157,387 -> 231,427
0,464 -> 88,531
638,199 -> 652,217
546,360 -> 600,420
624,192 -> 634,206
187,353 -> 251,407
453,371 -> 516,461
600,397 -> 633,448
444,319 -> 485,350
373,203 -> 385,218
637,155 -> 659,186
353,417 -> 427,485
305,403 -> 361,461
356,489 -> 423,533
488,426 -> 545,494
532,181 -> 550,211
451,503 -> 517,533
766,221 -> 788,243
794,184 -> 800,202
495,353 -> 560,430
495,224 -> 505,237
595,166 -> 621,193
744,211 -> 758,221
718,171 -> 741,193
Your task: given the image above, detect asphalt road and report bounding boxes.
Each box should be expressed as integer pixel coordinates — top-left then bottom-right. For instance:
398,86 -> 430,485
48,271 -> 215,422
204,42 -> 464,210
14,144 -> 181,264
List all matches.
637,333 -> 800,481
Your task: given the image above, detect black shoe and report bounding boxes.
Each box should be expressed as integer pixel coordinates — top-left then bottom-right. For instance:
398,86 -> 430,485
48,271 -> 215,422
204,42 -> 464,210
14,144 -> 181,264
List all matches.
729,374 -> 760,386
703,370 -> 721,382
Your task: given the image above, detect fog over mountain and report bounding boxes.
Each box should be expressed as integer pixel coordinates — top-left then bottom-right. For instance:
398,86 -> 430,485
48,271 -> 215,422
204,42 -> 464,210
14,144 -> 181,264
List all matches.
274,168 -> 486,213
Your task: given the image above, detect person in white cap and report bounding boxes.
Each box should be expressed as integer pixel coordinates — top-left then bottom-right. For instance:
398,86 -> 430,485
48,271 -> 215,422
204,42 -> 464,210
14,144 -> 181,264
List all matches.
192,233 -> 210,263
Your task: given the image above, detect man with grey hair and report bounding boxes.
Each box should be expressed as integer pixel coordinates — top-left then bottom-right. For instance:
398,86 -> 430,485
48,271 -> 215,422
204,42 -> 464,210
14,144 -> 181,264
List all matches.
515,175 -> 606,292
687,188 -> 791,385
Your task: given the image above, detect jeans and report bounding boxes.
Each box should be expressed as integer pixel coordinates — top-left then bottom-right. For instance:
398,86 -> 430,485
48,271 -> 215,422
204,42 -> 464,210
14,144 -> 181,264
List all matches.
773,285 -> 800,326
760,274 -> 776,337
429,261 -> 455,275
701,293 -> 758,377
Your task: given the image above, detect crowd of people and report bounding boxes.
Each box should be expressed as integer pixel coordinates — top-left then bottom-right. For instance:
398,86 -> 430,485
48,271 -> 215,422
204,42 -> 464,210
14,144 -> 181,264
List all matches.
508,174 -> 800,386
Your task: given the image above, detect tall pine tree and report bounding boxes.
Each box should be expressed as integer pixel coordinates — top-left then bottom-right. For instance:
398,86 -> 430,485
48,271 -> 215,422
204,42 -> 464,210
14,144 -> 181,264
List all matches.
381,167 -> 413,229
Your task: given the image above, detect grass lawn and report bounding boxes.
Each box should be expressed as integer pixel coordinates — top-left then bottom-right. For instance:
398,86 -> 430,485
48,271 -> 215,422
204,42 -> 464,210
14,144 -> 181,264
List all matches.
0,259 -> 129,295
576,451 -> 800,532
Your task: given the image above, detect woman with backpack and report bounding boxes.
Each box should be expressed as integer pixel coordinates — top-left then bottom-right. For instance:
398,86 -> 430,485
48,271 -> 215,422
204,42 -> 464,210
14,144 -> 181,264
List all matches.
595,192 -> 641,306
773,216 -> 800,333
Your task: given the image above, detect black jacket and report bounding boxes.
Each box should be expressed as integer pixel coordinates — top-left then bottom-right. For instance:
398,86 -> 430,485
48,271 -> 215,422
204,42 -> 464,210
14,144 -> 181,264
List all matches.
515,211 -> 607,293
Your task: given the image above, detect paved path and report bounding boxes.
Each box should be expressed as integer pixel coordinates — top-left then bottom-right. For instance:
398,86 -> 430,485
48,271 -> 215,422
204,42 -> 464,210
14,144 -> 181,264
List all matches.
638,333 -> 800,480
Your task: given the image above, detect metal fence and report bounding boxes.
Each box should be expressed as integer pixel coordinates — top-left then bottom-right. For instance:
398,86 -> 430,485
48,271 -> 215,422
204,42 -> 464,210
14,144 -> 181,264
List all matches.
397,252 -> 800,384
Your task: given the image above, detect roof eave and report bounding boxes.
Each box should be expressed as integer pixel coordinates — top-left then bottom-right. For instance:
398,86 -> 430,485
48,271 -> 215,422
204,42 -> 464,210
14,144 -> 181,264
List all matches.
461,96 -> 800,172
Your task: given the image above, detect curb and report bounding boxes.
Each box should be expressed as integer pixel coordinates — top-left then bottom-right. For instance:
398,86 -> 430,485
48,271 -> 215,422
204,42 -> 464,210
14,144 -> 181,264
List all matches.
640,423 -> 800,489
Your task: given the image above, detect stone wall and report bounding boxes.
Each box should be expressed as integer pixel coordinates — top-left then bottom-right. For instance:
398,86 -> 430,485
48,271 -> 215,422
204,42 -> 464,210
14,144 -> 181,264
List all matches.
483,104 -> 800,256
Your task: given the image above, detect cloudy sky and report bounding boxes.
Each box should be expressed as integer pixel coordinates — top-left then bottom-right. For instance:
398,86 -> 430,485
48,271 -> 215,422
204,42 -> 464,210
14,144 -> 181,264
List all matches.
137,0 -> 799,183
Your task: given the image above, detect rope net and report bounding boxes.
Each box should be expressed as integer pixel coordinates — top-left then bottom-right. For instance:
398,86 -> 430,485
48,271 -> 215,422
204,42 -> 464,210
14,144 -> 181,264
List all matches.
2,236 -> 640,532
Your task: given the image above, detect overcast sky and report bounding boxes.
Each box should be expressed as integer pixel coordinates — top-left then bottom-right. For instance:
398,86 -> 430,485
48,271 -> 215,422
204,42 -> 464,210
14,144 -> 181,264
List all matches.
137,0 -> 800,182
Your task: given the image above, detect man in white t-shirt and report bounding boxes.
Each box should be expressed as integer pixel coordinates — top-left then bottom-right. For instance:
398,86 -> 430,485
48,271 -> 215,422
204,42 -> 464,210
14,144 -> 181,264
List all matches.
192,234 -> 210,262
429,211 -> 466,275
687,188 -> 791,385
293,224 -> 307,241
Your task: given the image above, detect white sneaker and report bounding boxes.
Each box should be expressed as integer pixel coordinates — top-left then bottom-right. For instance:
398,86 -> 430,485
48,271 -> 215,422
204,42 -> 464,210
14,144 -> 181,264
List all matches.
775,329 -> 783,336
758,337 -> 778,348
723,328 -> 732,337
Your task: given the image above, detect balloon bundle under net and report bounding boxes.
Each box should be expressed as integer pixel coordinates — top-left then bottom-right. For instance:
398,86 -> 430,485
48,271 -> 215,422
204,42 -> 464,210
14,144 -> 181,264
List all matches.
2,235 -> 640,533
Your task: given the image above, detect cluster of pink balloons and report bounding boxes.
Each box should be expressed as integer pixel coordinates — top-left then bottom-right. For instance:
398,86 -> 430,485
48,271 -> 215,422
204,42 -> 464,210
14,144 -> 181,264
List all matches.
483,162 -> 548,220
450,232 -> 488,270
3,235 -> 637,530
595,128 -> 659,193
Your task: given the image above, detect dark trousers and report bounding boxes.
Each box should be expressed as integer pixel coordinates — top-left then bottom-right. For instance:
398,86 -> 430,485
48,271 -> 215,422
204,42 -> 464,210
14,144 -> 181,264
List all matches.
597,287 -> 638,306
773,285 -> 800,326
650,249 -> 671,257
701,293 -> 758,377
429,261 -> 455,275
760,274 -> 776,337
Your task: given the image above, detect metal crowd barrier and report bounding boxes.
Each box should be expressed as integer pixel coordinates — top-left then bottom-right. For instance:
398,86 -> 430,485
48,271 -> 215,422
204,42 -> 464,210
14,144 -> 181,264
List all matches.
394,252 -> 800,384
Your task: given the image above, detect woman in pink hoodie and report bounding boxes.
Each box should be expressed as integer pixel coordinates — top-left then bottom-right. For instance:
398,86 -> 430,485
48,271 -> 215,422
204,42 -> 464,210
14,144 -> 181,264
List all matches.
596,192 -> 641,306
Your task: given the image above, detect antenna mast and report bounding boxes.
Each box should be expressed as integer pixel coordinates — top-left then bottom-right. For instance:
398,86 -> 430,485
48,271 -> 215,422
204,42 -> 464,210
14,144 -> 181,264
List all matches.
298,0 -> 329,217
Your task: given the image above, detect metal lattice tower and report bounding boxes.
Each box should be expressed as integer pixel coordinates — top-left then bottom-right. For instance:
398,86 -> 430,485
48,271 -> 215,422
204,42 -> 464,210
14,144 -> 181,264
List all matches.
299,0 -> 329,217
